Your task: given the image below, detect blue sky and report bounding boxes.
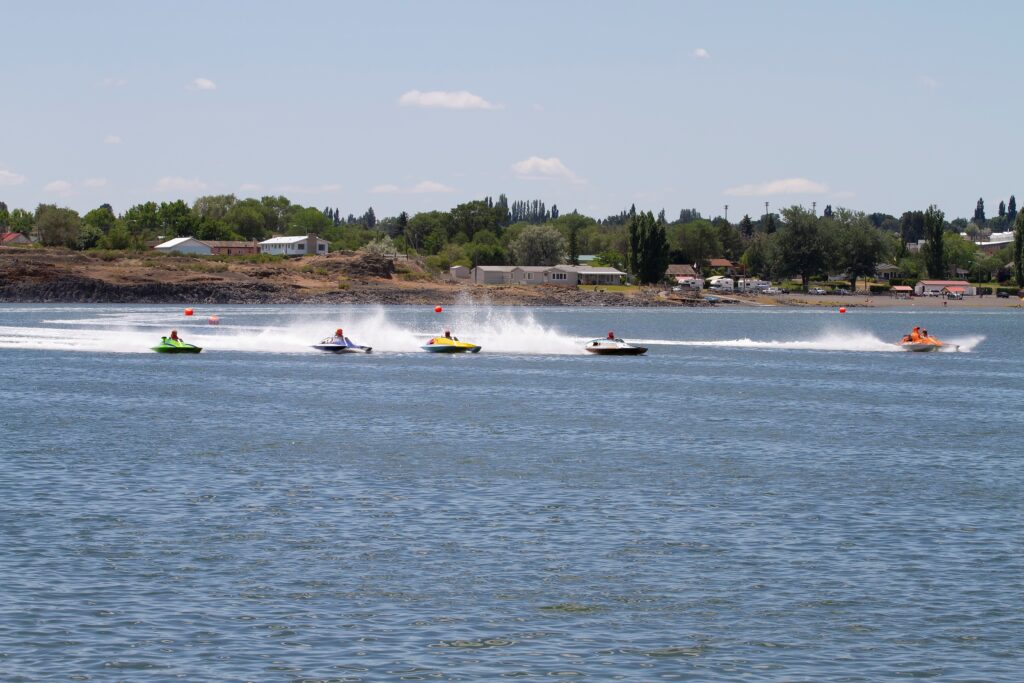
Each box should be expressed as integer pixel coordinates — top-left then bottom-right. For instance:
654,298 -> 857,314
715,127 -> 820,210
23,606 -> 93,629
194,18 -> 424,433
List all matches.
2,0 -> 1022,221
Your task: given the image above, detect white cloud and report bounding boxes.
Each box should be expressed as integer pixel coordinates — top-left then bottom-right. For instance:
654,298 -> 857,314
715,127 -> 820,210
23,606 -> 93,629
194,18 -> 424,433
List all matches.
104,134 -> 122,145
411,180 -> 455,194
83,177 -> 108,188
723,177 -> 830,197
276,183 -> 342,195
156,176 -> 207,192
693,48 -> 711,59
398,89 -> 498,110
511,156 -> 584,184
0,168 -> 26,186
370,184 -> 401,194
238,183 -> 263,193
44,180 -> 74,197
99,77 -> 127,87
190,78 -> 217,91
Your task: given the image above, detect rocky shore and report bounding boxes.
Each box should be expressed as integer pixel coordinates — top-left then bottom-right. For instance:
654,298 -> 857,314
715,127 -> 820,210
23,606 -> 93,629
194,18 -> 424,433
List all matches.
0,247 -> 707,307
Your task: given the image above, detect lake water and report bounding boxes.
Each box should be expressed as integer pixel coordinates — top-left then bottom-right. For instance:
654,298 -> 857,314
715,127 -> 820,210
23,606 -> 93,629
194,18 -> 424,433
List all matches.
1,304 -> 1021,681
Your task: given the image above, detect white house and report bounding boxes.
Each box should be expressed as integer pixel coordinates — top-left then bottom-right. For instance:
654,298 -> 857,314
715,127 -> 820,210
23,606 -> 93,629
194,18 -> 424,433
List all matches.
914,280 -> 976,296
511,266 -> 552,284
153,237 -> 213,255
259,234 -> 329,256
469,264 -> 626,286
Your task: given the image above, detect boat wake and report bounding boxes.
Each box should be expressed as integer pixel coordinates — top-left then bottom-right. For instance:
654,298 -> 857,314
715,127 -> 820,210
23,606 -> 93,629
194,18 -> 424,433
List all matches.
0,308 -> 583,355
638,330 -> 925,353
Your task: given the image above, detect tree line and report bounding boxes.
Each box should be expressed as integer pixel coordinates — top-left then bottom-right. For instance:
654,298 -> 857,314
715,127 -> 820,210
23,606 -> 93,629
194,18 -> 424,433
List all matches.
1,193 -> 1022,288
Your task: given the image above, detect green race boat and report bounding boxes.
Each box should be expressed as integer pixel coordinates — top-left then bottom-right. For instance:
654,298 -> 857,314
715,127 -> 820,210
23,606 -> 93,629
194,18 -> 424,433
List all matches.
152,337 -> 202,354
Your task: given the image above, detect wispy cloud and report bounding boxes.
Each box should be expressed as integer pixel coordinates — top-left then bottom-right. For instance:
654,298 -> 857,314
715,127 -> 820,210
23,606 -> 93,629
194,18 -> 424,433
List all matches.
156,176 -> 207,192
44,180 -> 74,197
370,184 -> 401,194
190,77 -> 217,91
412,180 -> 455,193
0,168 -> 26,186
920,76 -> 940,89
276,183 -> 342,195
83,178 -> 108,188
99,77 -> 127,88
104,134 -> 122,145
511,156 -> 584,184
398,89 -> 498,110
724,177 -> 829,197
693,47 -> 711,59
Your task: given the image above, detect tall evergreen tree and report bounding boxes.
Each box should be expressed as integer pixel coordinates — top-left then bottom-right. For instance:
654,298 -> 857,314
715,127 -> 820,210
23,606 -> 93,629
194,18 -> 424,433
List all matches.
550,204 -> 559,220
922,204 -> 946,278
739,214 -> 753,238
1008,195 -> 1017,222
999,200 -> 1006,218
364,207 -> 376,229
973,197 -> 985,224
627,211 -> 669,284
823,204 -> 834,218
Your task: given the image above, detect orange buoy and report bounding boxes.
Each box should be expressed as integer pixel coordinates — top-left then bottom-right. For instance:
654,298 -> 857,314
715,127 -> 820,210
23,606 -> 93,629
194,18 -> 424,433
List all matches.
839,307 -> 847,314
184,308 -> 194,316
434,306 -> 443,313
208,315 -> 220,325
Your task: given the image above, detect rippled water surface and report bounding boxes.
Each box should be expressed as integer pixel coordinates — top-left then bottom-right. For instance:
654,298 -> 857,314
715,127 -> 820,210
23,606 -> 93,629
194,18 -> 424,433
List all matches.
1,304 -> 1021,681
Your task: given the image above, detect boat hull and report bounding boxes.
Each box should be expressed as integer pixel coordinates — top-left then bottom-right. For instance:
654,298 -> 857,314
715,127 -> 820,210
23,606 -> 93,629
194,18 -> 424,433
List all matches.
152,344 -> 202,354
585,346 -> 647,355
421,344 -> 480,353
313,344 -> 372,353
900,342 -> 940,352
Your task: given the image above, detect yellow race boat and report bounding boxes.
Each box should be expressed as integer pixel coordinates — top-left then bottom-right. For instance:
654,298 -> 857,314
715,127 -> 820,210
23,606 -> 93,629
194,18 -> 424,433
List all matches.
421,335 -> 481,353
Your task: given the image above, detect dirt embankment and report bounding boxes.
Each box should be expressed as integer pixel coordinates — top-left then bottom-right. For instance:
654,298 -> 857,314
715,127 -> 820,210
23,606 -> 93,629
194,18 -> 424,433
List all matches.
0,247 -> 706,307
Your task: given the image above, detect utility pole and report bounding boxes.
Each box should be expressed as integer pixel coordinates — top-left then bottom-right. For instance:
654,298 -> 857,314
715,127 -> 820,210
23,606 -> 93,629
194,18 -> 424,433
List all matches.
724,204 -> 728,222
812,201 -> 817,216
764,201 -> 769,219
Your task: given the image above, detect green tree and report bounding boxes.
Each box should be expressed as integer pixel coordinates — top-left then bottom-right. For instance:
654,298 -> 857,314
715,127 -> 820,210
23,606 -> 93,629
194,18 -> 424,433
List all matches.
406,211 -> 452,252
195,218 -> 237,241
1008,195 -> 1017,223
158,200 -> 200,237
260,195 -> 293,233
9,208 -> 35,235
224,202 -> 268,240
0,201 -> 9,227
628,211 -> 670,284
835,209 -> 884,293
922,204 -> 946,278
98,221 -> 141,250
122,202 -> 161,236
82,204 -> 116,234
193,194 -> 237,222
741,233 -> 777,280
363,207 -> 377,229
508,225 -> 566,266
999,200 -> 1006,218
973,197 -> 985,224
35,204 -> 81,248
668,220 -> 720,270
288,207 -> 332,235
450,200 -> 501,241
738,214 -> 754,238
775,205 -> 825,290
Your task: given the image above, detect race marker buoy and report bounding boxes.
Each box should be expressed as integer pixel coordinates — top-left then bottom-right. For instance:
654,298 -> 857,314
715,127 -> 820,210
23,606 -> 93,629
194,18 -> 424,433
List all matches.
184,308 -> 194,316
434,306 -> 443,313
208,315 -> 220,325
839,307 -> 847,314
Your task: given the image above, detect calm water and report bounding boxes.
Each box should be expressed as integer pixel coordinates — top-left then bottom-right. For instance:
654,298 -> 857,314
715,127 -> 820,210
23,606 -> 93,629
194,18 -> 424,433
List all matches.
1,304 -> 1021,681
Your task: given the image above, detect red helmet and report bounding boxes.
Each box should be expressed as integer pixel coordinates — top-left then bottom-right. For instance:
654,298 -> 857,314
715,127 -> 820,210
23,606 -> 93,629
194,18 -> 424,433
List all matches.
335,328 -> 343,336
607,331 -> 614,339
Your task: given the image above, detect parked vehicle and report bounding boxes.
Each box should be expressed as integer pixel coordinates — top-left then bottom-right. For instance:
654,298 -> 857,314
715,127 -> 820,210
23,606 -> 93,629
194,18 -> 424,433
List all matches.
764,287 -> 784,295
832,288 -> 851,295
808,287 -> 827,295
997,290 -> 1010,298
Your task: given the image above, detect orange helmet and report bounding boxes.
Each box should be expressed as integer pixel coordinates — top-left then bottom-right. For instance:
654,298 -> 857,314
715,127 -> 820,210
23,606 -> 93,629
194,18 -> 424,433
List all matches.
335,328 -> 343,337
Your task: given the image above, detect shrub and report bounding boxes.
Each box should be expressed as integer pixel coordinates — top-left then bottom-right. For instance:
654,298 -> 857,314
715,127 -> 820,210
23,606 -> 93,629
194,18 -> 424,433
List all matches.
977,286 -> 993,295
869,283 -> 891,293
